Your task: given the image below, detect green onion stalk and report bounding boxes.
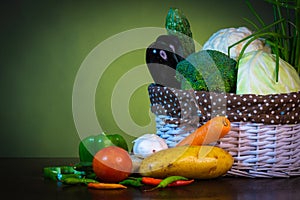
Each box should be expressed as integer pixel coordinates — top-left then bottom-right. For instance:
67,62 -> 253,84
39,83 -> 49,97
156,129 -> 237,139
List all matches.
231,0 -> 300,80
295,0 -> 300,74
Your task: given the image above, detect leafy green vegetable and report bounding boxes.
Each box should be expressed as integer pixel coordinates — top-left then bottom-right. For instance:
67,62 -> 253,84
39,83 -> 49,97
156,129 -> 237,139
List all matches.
176,50 -> 237,93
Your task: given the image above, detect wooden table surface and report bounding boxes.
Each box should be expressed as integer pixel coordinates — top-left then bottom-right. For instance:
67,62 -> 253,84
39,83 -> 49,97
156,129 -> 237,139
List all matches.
1,157 -> 299,200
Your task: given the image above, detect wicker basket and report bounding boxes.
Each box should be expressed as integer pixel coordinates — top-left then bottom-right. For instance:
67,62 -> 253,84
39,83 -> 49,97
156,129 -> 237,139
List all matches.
148,83 -> 300,178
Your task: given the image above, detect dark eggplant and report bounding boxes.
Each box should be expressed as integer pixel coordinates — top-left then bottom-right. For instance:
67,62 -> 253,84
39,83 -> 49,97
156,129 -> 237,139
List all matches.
146,35 -> 185,88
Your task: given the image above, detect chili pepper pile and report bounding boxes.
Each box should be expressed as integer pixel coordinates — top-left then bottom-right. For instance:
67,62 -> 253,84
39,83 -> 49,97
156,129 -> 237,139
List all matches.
117,175 -> 194,191
43,163 -> 194,191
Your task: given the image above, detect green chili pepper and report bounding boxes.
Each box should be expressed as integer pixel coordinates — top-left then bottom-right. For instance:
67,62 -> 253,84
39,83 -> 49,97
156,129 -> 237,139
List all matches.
79,132 -> 129,162
43,166 -> 84,181
73,162 -> 93,172
85,172 -> 97,180
43,167 -> 60,181
119,177 -> 143,187
44,165 -> 92,183
58,173 -> 82,181
72,161 -> 97,179
144,176 -> 188,192
61,177 -> 98,185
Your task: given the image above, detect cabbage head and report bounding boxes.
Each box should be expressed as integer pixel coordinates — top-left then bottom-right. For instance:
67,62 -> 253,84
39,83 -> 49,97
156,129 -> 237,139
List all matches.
237,50 -> 300,95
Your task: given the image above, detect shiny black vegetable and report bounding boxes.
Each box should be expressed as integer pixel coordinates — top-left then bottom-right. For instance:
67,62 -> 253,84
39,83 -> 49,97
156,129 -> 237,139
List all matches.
146,35 -> 185,88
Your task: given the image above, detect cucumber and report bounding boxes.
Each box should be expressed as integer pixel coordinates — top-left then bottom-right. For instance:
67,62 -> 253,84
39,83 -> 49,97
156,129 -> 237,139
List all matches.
165,7 -> 195,58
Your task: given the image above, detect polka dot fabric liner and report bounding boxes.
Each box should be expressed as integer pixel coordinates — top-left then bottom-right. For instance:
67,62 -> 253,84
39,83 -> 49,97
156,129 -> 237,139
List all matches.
148,83 -> 300,125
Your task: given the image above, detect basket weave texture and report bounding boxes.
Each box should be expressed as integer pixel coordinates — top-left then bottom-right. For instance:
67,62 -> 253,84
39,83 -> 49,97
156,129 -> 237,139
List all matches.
148,83 -> 300,178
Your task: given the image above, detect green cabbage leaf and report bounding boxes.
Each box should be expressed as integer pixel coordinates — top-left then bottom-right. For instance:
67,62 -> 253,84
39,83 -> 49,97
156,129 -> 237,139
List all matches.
237,50 -> 300,95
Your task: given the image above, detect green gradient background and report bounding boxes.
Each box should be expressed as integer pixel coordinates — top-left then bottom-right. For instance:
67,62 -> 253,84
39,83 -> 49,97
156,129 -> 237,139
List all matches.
0,0 -> 273,157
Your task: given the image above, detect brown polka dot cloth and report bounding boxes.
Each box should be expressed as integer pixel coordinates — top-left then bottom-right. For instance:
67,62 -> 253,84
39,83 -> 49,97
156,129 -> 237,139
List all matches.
148,83 -> 300,125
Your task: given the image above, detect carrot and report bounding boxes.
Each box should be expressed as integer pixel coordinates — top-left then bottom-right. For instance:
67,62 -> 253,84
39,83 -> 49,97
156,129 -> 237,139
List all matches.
176,116 -> 231,146
87,182 -> 127,189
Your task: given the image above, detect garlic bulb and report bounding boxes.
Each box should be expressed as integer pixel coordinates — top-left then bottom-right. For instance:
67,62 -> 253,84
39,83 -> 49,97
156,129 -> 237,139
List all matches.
132,134 -> 168,158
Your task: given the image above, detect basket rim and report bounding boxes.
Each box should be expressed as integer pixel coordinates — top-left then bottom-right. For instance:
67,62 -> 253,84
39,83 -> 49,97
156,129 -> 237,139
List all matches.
148,83 -> 300,125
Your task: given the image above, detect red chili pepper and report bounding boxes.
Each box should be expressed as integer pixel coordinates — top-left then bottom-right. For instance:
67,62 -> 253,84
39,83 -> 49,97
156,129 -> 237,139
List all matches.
141,177 -> 194,187
167,179 -> 194,187
141,177 -> 162,186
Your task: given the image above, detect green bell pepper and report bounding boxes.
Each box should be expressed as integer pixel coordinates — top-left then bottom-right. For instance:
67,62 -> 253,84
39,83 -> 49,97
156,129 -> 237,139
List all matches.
79,132 -> 128,162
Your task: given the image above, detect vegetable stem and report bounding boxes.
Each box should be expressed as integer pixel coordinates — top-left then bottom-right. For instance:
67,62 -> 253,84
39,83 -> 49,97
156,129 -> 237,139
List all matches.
238,0 -> 300,78
246,0 -> 266,27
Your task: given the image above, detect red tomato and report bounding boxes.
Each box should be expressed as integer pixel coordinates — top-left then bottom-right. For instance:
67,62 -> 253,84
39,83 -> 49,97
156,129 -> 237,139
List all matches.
92,146 -> 132,183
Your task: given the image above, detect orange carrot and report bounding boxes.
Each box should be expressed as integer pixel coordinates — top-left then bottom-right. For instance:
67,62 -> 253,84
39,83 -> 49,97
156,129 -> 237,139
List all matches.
176,116 -> 231,146
87,182 -> 127,190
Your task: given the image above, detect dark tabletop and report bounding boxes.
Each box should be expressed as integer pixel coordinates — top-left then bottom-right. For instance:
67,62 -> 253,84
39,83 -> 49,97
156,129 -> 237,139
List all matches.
1,157 -> 299,200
